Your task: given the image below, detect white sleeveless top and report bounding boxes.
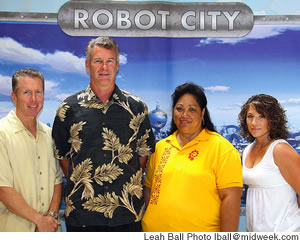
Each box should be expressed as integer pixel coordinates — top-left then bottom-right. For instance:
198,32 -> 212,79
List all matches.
243,139 -> 300,232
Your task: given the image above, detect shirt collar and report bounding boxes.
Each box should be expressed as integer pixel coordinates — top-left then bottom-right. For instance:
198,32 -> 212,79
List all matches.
166,129 -> 211,149
8,109 -> 46,134
81,84 -> 125,103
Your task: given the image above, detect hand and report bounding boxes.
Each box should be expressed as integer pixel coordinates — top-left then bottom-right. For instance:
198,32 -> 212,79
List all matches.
35,215 -> 61,232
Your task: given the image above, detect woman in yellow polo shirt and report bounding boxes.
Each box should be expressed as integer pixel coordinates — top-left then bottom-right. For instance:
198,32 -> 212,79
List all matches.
142,82 -> 243,232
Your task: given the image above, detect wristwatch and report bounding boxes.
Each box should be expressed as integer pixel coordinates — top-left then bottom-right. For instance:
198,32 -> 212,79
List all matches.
47,211 -> 58,220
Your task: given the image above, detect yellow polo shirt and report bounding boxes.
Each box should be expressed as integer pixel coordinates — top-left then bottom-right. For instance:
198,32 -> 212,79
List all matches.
142,129 -> 243,232
0,110 -> 63,232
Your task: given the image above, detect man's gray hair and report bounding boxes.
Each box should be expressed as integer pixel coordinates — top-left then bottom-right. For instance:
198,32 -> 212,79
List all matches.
85,36 -> 120,63
12,68 -> 45,94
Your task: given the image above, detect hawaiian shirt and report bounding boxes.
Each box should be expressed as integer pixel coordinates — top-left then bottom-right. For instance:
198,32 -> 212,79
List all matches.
52,85 -> 156,227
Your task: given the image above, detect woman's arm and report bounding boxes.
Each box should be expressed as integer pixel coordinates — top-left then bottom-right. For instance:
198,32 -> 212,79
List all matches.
218,187 -> 243,232
274,143 -> 300,202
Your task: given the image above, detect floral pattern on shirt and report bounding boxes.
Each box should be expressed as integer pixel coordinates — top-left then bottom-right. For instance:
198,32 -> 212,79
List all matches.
149,147 -> 171,205
52,85 -> 156,226
188,150 -> 199,161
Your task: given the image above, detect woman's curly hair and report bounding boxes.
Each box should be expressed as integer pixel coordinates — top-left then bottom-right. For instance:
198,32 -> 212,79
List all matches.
238,94 -> 288,142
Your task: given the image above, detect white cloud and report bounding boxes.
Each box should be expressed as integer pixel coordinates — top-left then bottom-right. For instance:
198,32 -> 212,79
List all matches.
205,85 -> 230,92
196,25 -> 300,46
0,37 -> 128,75
119,53 -> 128,64
0,102 -> 14,118
0,73 -> 61,100
0,74 -> 11,96
0,37 -> 86,74
45,80 -> 59,90
44,51 -> 86,75
0,37 -> 44,64
280,98 -> 300,105
0,37 -> 129,102
45,79 -> 59,95
55,93 -> 72,101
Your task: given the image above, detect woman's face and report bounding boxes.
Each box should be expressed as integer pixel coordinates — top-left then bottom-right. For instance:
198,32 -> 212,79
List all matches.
174,93 -> 205,136
246,104 -> 270,140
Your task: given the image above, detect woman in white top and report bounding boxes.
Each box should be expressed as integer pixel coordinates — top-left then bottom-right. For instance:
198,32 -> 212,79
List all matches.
238,94 -> 300,232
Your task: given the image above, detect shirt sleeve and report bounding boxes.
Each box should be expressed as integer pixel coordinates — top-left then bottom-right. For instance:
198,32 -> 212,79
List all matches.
144,149 -> 157,188
54,159 -> 63,185
215,146 -> 243,189
51,102 -> 72,160
0,134 -> 13,188
136,102 -> 156,157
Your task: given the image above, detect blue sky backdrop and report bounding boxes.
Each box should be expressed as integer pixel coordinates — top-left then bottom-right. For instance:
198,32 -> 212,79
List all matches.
0,22 -> 300,132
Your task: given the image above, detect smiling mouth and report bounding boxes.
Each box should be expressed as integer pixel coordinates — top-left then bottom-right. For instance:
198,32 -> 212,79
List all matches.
98,73 -> 111,79
99,72 -> 110,75
180,120 -> 190,124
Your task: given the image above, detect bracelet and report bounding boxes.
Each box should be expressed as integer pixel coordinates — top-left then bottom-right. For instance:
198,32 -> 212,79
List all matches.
47,211 -> 58,220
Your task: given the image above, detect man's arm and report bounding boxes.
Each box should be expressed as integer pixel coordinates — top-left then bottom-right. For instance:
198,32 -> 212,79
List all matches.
139,156 -> 148,173
38,183 -> 62,232
143,186 -> 151,208
0,186 -> 59,232
47,183 -> 62,215
59,159 -> 69,177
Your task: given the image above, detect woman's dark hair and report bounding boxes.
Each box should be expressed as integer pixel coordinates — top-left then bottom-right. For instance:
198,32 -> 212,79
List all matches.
238,94 -> 288,142
169,82 -> 217,135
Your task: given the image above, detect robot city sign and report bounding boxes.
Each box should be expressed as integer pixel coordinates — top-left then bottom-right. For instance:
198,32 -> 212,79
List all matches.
58,1 -> 254,37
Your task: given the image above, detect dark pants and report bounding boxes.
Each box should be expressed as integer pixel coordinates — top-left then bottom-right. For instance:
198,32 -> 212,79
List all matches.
66,221 -> 142,232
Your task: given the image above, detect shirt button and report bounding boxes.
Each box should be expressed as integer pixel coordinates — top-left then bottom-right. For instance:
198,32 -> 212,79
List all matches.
104,153 -> 107,157
38,156 -> 40,159
42,203 -> 44,206
41,187 -> 44,191
40,171 -> 42,175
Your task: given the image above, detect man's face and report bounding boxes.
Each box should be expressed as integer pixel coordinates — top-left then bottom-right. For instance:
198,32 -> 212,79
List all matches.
85,46 -> 119,90
11,76 -> 44,121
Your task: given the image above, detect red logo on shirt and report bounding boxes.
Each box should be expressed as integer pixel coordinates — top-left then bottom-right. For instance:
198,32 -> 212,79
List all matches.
188,150 -> 199,160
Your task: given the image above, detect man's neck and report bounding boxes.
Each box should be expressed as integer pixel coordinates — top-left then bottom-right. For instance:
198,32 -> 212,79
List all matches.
91,83 -> 115,103
16,112 -> 37,138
